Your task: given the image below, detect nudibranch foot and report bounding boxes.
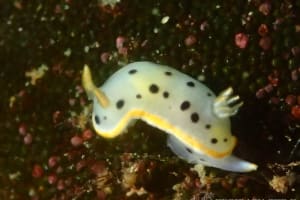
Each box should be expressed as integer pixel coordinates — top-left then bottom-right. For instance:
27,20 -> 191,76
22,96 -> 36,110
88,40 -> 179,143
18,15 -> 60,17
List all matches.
213,87 -> 244,118
167,135 -> 257,172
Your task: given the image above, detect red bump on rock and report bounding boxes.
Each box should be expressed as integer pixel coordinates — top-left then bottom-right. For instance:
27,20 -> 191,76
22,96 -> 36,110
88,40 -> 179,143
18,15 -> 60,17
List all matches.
118,47 -> 128,56
236,176 -> 248,188
264,84 -> 273,93
259,2 -> 271,16
100,52 -> 110,64
285,95 -> 296,106
32,164 -> 44,178
48,156 -> 60,168
90,161 -> 105,175
291,105 -> 300,120
256,88 -> 266,99
18,123 -> 27,136
76,159 -> 87,171
70,135 -> 83,147
184,35 -> 197,46
258,24 -> 269,37
270,97 -> 280,105
116,36 -> 126,49
57,179 -> 65,191
56,166 -> 63,174
82,129 -> 94,141
291,69 -> 298,81
23,133 -> 33,145
235,33 -> 248,49
259,36 -> 272,51
52,110 -> 63,124
48,174 -> 58,184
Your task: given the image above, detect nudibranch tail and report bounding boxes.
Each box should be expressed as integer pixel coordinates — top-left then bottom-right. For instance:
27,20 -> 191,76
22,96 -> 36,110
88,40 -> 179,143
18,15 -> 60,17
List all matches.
168,135 -> 257,172
82,65 -> 110,108
213,87 -> 243,118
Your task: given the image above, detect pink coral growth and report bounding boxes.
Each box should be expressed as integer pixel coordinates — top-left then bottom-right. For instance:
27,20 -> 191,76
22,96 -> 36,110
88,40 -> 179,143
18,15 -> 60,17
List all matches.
235,33 -> 249,49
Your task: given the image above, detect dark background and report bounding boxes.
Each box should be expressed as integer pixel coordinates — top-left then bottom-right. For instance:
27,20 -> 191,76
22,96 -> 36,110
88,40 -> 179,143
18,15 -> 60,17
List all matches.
0,0 -> 299,199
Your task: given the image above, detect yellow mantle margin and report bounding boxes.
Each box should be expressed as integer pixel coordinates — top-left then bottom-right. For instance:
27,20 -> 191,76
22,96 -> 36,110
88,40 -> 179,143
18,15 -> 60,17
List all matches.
93,109 -> 237,158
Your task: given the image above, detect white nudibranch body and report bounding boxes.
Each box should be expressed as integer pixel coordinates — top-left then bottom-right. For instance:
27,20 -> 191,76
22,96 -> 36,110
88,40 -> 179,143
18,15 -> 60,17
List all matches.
82,61 -> 257,172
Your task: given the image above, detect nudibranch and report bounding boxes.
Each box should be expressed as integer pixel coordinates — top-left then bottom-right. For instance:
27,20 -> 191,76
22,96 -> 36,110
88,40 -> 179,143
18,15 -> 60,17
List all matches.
82,61 -> 257,172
